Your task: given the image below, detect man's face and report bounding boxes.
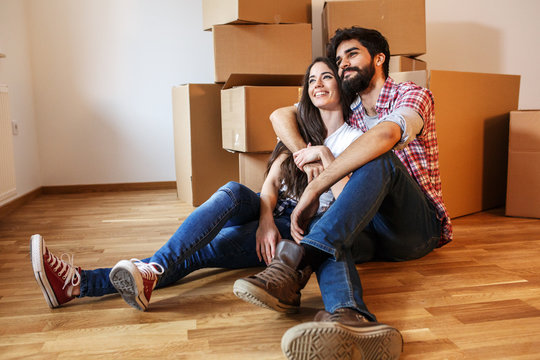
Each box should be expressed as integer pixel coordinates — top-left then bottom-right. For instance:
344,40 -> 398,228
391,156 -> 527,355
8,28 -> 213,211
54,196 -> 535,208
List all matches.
335,39 -> 375,96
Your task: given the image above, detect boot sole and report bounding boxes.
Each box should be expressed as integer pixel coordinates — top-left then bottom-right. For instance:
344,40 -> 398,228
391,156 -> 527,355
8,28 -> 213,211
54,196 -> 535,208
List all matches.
109,260 -> 147,311
233,279 -> 299,314
30,234 -> 59,309
281,321 -> 403,360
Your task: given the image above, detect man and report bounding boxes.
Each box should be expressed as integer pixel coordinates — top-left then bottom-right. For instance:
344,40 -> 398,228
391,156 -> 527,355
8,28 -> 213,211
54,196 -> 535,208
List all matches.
234,27 -> 452,360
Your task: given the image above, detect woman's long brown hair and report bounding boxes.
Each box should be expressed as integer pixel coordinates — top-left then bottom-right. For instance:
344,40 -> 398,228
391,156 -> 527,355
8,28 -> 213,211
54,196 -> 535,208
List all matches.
266,57 -> 350,200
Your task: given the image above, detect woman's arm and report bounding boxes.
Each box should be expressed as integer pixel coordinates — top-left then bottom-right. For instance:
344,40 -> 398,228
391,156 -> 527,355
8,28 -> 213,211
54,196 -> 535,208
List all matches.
256,153 -> 288,264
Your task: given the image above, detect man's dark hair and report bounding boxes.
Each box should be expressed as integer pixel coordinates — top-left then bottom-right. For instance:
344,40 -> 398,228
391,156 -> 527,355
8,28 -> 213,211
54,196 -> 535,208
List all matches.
326,27 -> 391,78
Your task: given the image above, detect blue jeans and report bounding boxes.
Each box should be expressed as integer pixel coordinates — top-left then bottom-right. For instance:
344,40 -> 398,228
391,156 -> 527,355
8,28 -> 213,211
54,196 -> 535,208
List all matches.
302,152 -> 441,321
79,182 -> 293,297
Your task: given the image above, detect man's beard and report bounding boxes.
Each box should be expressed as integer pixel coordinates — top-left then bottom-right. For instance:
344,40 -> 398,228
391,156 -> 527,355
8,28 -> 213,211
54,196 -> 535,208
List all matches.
341,61 -> 375,98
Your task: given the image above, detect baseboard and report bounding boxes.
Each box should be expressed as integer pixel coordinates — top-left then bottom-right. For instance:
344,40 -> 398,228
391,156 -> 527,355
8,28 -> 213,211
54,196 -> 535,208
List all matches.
0,182 -> 177,219
0,187 -> 43,219
41,181 -> 177,194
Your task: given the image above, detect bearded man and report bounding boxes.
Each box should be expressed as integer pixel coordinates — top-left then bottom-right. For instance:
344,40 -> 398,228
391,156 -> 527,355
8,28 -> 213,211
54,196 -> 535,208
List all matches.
234,27 -> 452,360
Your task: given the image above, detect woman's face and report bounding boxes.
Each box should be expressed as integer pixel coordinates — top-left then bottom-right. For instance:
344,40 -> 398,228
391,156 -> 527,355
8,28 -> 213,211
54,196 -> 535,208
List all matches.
308,61 -> 341,111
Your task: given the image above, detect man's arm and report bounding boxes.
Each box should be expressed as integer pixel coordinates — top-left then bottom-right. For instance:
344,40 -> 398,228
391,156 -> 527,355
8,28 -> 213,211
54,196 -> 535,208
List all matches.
270,106 -> 305,152
290,121 -> 402,242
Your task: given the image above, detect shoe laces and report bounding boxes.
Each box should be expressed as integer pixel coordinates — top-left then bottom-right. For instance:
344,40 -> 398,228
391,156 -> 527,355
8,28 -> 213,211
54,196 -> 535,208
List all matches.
329,308 -> 370,323
46,250 -> 81,290
254,260 -> 298,287
131,259 -> 164,280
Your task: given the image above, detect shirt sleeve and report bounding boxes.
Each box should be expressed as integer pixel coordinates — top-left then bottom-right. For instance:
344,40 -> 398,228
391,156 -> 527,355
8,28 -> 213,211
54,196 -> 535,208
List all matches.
389,85 -> 434,148
380,109 -> 423,150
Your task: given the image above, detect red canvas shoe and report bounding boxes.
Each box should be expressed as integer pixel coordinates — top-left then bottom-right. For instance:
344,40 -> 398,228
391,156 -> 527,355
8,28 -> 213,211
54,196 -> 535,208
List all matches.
30,234 -> 81,308
109,259 -> 164,311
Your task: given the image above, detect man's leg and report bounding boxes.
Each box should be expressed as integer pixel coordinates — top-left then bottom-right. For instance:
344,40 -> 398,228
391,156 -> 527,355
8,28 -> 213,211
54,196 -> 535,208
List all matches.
284,152 -> 440,359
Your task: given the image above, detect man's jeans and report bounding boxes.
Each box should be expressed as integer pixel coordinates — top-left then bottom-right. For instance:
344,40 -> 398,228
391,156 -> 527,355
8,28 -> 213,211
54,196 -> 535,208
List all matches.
79,182 -> 293,297
302,152 -> 441,321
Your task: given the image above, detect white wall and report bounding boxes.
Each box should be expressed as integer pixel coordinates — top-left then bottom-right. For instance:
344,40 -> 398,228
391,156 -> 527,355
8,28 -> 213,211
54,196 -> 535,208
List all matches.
26,0 -> 214,186
0,0 -> 42,205
1,0 -> 539,198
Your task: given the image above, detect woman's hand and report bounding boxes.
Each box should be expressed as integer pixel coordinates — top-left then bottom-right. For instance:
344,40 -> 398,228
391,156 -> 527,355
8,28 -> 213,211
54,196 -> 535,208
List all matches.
256,220 -> 281,265
294,144 -> 325,169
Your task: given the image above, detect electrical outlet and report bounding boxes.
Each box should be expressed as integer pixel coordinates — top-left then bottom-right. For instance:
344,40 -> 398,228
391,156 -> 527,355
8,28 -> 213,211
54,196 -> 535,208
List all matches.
11,119 -> 19,135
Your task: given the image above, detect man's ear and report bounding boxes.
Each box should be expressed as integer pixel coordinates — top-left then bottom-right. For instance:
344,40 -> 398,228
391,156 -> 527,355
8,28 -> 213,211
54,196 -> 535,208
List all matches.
376,53 -> 385,67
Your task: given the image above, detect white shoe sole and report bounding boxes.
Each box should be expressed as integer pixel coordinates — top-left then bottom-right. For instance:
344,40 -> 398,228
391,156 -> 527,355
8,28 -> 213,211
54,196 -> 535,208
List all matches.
281,321 -> 403,360
30,234 -> 59,309
233,279 -> 298,314
109,260 -> 147,311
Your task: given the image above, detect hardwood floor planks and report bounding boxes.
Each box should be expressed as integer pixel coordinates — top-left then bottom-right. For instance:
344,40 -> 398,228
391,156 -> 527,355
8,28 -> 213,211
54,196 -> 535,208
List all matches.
0,189 -> 539,359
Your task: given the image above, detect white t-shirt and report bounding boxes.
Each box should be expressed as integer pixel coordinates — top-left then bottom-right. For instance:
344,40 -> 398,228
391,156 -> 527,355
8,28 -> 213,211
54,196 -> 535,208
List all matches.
317,123 -> 363,213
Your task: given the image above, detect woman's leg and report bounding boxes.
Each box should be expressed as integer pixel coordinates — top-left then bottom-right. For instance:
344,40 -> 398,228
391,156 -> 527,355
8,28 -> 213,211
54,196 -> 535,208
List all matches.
104,182 -> 268,310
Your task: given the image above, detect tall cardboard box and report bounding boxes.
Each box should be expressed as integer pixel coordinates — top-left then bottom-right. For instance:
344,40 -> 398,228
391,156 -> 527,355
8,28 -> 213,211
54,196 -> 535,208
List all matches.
202,0 -> 311,30
172,84 -> 239,206
322,0 -> 426,56
506,110 -> 540,218
239,152 -> 272,192
429,71 -> 520,218
389,56 -> 426,73
213,24 -> 312,83
221,74 -> 303,152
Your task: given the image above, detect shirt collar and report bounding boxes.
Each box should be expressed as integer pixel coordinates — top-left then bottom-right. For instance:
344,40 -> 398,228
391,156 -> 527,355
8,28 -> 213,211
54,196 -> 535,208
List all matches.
349,76 -> 396,112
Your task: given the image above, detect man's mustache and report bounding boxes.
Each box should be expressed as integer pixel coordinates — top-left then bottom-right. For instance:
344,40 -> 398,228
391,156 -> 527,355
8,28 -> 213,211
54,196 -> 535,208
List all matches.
341,67 -> 361,80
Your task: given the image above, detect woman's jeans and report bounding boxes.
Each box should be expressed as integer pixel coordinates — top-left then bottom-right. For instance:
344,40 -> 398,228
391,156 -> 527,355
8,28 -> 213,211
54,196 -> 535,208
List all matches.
302,152 -> 442,321
79,182 -> 293,297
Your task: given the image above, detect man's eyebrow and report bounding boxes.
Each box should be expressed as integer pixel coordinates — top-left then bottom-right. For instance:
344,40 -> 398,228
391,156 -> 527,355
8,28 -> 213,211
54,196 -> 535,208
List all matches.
344,46 -> 359,54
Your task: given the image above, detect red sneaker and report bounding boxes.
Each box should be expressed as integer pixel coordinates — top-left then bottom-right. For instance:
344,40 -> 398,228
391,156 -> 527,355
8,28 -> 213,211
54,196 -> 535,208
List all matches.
109,259 -> 164,311
30,234 -> 81,308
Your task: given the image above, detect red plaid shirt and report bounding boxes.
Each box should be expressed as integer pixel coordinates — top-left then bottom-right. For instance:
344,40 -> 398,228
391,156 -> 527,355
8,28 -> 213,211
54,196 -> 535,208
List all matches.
349,77 -> 452,246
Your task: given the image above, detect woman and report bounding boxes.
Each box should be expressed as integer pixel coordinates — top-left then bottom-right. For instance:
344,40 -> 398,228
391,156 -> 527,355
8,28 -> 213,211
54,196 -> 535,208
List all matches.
30,57 -> 363,312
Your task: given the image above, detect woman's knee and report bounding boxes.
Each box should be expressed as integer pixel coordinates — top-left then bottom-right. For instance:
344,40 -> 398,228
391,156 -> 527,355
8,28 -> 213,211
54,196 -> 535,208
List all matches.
218,181 -> 254,202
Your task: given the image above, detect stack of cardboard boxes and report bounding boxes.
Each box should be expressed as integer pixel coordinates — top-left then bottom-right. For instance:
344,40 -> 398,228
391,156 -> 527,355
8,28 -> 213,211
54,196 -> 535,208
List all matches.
172,0 -> 312,205
173,0 -> 529,219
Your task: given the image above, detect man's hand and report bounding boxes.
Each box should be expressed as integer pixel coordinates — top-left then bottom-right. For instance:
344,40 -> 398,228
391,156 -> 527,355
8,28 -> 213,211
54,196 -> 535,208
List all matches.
302,162 -> 324,182
256,220 -> 281,265
290,186 -> 320,243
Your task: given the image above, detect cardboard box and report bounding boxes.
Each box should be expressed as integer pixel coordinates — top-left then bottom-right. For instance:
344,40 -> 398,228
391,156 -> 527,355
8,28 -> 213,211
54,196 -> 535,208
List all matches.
506,110 -> 540,218
239,152 -> 272,192
221,74 -> 303,152
389,56 -> 426,73
322,0 -> 426,56
213,24 -> 312,83
202,0 -> 311,30
389,70 -> 427,88
429,70 -> 520,218
172,84 -> 239,206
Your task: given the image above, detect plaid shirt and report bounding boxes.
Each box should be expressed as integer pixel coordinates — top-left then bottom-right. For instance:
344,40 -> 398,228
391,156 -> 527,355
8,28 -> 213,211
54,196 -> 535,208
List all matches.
349,77 -> 452,247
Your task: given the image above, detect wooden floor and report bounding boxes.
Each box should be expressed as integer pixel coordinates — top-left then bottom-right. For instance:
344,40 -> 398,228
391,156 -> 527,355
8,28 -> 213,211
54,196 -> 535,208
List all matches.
0,189 -> 539,359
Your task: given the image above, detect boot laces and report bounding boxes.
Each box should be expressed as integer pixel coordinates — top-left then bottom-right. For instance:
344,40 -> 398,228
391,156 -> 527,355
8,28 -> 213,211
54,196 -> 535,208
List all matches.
255,260 -> 298,287
131,259 -> 164,280
329,308 -> 369,323
47,250 -> 81,290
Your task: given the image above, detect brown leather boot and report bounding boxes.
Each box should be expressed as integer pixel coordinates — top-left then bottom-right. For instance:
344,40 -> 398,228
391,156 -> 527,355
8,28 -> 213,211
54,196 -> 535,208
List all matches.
281,308 -> 403,360
233,239 -> 313,313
